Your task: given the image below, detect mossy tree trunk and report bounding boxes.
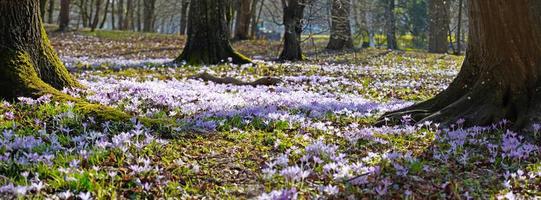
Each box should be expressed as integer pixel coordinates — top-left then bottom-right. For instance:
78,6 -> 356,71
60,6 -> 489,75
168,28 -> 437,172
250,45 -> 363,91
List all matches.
428,0 -> 449,53
279,0 -> 307,61
326,0 -> 354,50
175,0 -> 252,65
379,0 -> 541,131
0,0 -> 161,125
0,0 -> 79,99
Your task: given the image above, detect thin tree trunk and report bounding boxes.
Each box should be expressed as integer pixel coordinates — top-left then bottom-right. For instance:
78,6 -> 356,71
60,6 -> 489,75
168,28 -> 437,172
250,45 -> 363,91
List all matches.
99,0 -> 110,29
124,0 -> 133,30
326,0 -> 354,50
233,0 -> 253,40
428,0 -> 450,53
454,0 -> 463,55
279,0 -> 307,61
86,0 -> 92,27
384,0 -> 398,50
248,0 -> 259,38
142,0 -> 155,32
175,0 -> 251,65
0,0 -> 79,98
379,0 -> 541,131
111,0 -> 116,29
251,0 -> 264,38
137,0 -> 142,31
117,0 -> 124,29
179,0 -> 189,35
58,0 -> 71,31
90,0 -> 102,31
48,0 -> 55,23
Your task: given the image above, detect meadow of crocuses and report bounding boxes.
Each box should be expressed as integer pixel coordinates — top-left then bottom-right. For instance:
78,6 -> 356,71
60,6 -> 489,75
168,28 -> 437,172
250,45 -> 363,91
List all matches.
0,31 -> 539,199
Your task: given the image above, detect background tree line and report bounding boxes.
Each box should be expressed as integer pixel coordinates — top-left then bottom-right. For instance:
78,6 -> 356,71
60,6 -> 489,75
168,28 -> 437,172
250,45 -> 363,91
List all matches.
41,0 -> 467,54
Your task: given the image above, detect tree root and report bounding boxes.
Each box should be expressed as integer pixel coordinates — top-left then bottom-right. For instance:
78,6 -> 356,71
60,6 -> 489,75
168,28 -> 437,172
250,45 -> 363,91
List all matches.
189,72 -> 283,86
376,80 -> 539,132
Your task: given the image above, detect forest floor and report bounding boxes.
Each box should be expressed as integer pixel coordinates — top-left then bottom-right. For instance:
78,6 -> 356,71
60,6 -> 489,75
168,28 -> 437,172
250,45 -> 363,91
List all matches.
0,29 -> 539,199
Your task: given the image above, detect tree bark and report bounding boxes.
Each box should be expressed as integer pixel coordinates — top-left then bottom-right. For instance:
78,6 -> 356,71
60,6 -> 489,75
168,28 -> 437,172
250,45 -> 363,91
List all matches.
279,0 -> 307,61
179,0 -> 189,35
233,0 -> 253,40
58,0 -> 71,31
175,0 -> 252,65
0,0 -> 79,99
379,0 -> 541,131
384,0 -> 398,50
428,0 -> 449,53
48,0 -> 55,23
326,0 -> 354,50
142,0 -> 155,32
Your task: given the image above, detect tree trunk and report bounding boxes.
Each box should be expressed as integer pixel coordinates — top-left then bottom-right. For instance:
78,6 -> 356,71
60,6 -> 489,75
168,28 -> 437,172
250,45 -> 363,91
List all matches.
0,0 -> 79,99
99,0 -> 110,29
233,0 -> 253,40
250,0 -> 264,38
40,0 -> 48,22
124,0 -> 134,30
111,0 -> 116,29
175,0 -> 251,65
428,0 -> 449,53
326,0 -> 354,50
384,0 -> 398,50
142,0 -> 155,32
454,0 -> 463,55
136,0 -> 142,31
117,0 -> 124,29
225,0 -> 235,37
79,0 -> 89,27
179,0 -> 189,35
279,0 -> 306,61
90,0 -> 102,31
58,0 -> 70,31
379,0 -> 541,131
48,0 -> 55,23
